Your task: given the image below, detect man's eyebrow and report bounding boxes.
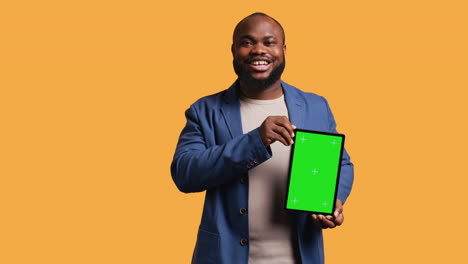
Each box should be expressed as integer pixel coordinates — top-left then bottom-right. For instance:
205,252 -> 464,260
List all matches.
263,35 -> 276,40
238,35 -> 276,41
238,35 -> 255,40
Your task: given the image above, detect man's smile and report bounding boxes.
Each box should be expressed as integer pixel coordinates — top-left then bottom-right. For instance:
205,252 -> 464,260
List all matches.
247,58 -> 273,72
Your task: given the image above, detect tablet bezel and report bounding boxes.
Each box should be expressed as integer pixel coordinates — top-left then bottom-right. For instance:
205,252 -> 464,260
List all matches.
284,128 -> 345,215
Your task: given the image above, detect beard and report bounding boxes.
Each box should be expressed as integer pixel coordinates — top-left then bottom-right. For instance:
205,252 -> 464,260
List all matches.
233,56 -> 286,91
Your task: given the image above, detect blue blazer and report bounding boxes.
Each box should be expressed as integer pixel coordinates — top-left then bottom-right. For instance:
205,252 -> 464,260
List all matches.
171,81 -> 354,264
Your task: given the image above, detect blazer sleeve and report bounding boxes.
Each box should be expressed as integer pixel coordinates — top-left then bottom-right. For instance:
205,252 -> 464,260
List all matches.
170,105 -> 272,193
322,97 -> 354,204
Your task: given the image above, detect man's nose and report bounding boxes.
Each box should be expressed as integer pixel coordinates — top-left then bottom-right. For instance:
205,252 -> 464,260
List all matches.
250,43 -> 266,55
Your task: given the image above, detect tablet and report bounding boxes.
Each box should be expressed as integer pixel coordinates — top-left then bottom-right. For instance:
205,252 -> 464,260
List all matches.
285,129 -> 345,215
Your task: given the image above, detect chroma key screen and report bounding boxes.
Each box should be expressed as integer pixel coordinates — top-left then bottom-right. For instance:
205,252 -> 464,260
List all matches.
285,130 -> 345,215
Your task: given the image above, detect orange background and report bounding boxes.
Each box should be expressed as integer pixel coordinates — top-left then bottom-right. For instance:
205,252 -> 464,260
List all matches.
1,1 -> 467,263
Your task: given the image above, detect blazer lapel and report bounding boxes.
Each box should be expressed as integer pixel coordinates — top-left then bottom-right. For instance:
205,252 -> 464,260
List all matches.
220,82 -> 243,139
282,81 -> 304,128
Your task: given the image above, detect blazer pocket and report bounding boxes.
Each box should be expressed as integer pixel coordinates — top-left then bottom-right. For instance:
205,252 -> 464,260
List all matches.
192,229 -> 220,264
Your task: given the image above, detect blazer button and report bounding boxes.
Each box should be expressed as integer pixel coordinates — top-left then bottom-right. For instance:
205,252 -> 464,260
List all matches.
240,238 -> 248,246
240,176 -> 247,184
239,208 -> 247,215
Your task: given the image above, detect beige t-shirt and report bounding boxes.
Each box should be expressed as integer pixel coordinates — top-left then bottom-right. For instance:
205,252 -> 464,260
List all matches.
240,94 -> 298,264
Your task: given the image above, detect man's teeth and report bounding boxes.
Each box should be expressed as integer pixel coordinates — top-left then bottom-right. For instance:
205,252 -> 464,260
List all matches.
251,61 -> 269,65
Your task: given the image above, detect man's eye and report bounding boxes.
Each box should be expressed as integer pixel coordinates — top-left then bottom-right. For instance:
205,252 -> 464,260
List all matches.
266,41 -> 276,46
241,40 -> 253,46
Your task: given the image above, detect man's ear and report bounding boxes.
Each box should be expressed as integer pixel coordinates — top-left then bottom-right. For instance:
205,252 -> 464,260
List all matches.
283,44 -> 287,55
231,44 -> 234,55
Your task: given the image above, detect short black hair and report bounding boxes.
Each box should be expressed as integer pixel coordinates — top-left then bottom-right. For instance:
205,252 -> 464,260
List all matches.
233,12 -> 286,44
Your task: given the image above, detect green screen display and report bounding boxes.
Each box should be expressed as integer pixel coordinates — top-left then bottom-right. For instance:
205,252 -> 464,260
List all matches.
285,130 -> 344,215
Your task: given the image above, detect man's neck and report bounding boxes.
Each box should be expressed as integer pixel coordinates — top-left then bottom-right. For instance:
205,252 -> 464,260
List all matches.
239,80 -> 284,100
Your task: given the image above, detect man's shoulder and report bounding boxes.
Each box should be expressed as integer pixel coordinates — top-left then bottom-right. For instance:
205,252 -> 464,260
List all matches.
190,90 -> 229,110
189,82 -> 237,110
193,90 -> 226,104
282,81 -> 327,103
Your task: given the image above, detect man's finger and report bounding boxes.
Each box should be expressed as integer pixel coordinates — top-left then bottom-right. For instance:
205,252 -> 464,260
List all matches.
334,199 -> 343,218
272,126 -> 293,145
333,212 -> 344,226
270,131 -> 289,146
274,116 -> 295,138
319,215 -> 336,228
334,207 -> 343,218
310,214 -> 322,228
311,214 -> 320,224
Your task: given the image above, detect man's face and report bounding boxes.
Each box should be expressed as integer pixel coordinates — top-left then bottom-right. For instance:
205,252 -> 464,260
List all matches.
232,15 -> 286,90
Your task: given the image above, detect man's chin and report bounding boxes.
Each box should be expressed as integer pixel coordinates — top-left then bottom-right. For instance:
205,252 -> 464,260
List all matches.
234,59 -> 285,90
249,71 -> 271,80
239,75 -> 280,91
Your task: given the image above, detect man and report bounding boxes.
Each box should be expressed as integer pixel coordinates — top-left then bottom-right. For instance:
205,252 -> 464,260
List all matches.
171,12 -> 354,264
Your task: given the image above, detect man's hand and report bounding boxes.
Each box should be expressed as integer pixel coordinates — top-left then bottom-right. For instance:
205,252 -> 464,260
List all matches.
311,199 -> 344,229
259,116 -> 296,147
